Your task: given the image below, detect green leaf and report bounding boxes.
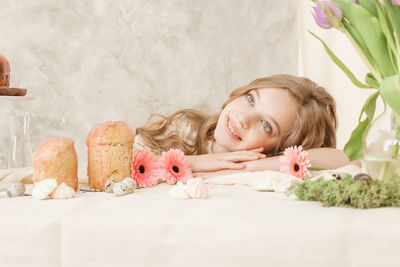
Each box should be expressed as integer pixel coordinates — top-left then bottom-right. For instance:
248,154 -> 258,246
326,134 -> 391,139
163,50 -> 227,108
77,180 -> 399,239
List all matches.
380,74 -> 400,118
344,91 -> 379,160
309,31 -> 373,89
365,73 -> 380,88
359,0 -> 377,17
375,0 -> 397,55
333,0 -> 396,78
342,20 -> 376,69
384,0 -> 400,52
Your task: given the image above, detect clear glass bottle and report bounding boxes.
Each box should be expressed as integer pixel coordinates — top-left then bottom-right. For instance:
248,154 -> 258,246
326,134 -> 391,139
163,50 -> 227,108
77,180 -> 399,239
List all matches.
362,103 -> 400,180
8,110 -> 33,168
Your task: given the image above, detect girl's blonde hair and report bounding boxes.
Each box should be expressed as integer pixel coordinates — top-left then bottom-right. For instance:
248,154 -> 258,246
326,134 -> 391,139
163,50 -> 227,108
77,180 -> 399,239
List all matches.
136,74 -> 337,155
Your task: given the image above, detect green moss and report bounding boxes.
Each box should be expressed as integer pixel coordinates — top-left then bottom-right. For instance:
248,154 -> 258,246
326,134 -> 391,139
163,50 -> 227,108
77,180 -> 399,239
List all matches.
287,174 -> 400,209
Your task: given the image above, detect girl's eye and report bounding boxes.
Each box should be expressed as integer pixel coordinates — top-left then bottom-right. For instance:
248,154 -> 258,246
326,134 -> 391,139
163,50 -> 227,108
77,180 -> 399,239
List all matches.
247,94 -> 255,106
262,120 -> 272,133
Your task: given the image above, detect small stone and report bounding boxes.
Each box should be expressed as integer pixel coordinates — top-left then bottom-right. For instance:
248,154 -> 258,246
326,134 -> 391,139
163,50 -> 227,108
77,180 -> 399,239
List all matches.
353,173 -> 372,182
332,172 -> 352,181
104,179 -> 117,193
7,182 -> 25,197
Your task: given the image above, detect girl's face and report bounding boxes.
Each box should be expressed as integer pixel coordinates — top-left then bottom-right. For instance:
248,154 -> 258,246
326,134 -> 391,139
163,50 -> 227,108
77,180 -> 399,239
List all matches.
213,88 -> 298,153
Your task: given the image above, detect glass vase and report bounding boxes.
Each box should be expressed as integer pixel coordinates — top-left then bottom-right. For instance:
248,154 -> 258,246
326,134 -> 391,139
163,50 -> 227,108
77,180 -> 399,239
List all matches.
362,103 -> 400,180
8,110 -> 33,168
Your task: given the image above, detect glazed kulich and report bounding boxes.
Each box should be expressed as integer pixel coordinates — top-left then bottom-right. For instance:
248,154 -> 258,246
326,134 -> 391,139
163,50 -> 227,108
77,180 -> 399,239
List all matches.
86,121 -> 135,189
33,138 -> 78,190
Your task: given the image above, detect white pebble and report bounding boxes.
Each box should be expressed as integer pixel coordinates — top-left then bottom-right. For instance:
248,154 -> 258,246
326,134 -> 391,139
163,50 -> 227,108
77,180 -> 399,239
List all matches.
7,182 -> 25,197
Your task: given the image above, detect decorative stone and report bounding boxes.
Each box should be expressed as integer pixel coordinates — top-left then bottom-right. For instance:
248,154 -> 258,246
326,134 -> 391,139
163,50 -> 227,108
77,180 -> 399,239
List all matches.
169,182 -> 189,199
6,182 -> 25,197
332,172 -> 352,181
112,179 -> 135,196
353,173 -> 372,182
253,177 -> 279,192
104,179 -> 117,193
32,178 -> 58,200
51,182 -> 76,199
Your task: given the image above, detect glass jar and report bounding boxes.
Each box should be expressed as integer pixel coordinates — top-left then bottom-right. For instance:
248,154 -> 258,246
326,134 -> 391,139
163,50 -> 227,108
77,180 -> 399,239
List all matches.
8,110 -> 33,168
362,103 -> 400,180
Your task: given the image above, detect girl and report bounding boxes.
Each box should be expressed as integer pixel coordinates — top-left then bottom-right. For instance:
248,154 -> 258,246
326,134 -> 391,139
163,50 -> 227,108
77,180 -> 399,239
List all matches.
135,74 -> 356,178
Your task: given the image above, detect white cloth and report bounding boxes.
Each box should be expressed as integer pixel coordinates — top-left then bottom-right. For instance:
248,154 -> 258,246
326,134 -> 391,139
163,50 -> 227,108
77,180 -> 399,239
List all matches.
1,165 -> 400,267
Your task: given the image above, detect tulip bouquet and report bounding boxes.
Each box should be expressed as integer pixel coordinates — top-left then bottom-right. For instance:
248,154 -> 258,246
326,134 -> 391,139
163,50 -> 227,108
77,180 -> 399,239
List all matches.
310,0 -> 400,166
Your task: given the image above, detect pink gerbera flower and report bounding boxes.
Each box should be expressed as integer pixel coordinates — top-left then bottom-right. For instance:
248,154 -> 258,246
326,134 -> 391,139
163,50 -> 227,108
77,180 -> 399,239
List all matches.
131,149 -> 161,188
159,149 -> 193,185
279,146 -> 311,179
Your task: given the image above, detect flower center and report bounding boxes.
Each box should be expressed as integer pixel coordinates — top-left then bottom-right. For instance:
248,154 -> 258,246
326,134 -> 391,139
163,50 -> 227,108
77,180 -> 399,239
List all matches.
172,165 -> 180,173
294,164 -> 300,172
139,165 -> 145,173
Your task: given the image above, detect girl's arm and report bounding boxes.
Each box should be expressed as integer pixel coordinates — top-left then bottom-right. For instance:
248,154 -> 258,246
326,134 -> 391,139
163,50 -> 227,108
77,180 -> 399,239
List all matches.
245,147 -> 360,172
193,148 -> 361,178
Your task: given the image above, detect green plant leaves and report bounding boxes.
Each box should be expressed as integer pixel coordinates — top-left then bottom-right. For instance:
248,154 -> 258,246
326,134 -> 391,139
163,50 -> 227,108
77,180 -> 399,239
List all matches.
344,91 -> 379,160
333,0 -> 396,78
380,74 -> 400,118
384,0 -> 400,54
309,31 -> 374,89
360,0 -> 377,17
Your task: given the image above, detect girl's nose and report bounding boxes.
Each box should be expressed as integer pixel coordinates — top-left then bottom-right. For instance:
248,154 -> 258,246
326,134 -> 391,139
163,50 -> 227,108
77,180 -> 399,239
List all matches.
237,112 -> 250,129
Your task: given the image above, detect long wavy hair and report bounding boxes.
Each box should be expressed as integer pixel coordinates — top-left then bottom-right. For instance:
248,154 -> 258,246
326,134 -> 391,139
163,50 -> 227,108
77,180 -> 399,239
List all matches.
136,74 -> 337,156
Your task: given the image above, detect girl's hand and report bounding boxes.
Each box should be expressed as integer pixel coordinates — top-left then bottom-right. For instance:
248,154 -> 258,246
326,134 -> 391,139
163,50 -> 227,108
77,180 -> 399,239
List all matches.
186,147 -> 265,173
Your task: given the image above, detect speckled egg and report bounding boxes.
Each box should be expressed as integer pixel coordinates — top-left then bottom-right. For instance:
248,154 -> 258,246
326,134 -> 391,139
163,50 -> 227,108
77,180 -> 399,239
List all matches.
353,173 -> 372,182
104,179 -> 117,193
112,180 -> 135,196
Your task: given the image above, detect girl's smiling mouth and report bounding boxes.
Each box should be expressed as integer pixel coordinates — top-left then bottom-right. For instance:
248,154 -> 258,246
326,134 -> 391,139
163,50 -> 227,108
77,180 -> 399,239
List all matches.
226,117 -> 242,141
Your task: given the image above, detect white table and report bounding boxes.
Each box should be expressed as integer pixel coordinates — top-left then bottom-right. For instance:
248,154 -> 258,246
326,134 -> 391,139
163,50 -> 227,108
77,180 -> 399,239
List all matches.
0,167 -> 399,267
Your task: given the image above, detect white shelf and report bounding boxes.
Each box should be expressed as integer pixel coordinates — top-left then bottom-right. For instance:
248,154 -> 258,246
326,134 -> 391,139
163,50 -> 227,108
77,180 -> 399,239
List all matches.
0,95 -> 35,101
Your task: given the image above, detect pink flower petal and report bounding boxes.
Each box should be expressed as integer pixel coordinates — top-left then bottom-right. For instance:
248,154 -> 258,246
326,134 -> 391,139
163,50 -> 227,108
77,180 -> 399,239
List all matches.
131,149 -> 161,188
279,146 -> 312,179
160,149 -> 193,185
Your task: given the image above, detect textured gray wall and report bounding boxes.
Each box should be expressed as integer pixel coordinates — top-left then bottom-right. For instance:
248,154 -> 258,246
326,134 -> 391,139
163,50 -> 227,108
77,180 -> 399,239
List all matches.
0,0 -> 301,169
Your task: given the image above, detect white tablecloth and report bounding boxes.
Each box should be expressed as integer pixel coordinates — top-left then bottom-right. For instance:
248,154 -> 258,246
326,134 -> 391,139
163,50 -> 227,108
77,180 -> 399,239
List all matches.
1,166 -> 399,267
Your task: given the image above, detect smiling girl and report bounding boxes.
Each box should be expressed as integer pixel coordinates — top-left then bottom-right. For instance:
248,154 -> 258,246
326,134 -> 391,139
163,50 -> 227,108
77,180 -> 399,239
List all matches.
135,74 -> 355,177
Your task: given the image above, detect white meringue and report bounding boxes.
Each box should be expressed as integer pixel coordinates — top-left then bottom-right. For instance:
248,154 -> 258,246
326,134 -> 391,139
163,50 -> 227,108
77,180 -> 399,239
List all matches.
169,182 -> 189,199
51,182 -> 76,199
185,178 -> 208,199
7,182 -> 25,197
32,178 -> 58,200
253,177 -> 279,192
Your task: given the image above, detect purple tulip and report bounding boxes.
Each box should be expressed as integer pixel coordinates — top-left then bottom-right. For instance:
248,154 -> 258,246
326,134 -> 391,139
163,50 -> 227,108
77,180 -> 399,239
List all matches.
312,1 -> 343,29
392,0 -> 400,5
